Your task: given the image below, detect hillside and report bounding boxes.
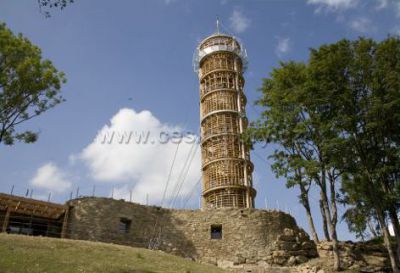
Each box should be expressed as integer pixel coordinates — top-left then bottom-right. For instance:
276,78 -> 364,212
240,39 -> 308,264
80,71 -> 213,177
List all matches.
0,234 -> 227,273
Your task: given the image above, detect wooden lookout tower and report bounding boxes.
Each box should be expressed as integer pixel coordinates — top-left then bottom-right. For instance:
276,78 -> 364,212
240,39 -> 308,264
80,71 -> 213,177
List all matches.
193,23 -> 256,208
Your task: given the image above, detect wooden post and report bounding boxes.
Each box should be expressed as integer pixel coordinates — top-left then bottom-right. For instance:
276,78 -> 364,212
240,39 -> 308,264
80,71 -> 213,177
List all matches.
61,206 -> 69,238
2,208 -> 10,233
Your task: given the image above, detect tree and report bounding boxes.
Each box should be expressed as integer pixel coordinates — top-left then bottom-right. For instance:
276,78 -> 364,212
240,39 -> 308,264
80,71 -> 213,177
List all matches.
313,37 -> 400,272
248,37 -> 400,272
341,196 -> 381,240
246,61 -> 342,269
0,23 -> 66,145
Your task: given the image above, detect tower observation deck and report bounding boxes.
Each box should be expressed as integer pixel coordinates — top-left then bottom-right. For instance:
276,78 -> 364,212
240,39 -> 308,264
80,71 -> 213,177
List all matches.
194,31 -> 256,209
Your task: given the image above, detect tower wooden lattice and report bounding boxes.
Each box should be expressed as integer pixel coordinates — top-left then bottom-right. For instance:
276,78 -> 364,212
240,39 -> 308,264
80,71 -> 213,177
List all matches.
194,31 -> 256,208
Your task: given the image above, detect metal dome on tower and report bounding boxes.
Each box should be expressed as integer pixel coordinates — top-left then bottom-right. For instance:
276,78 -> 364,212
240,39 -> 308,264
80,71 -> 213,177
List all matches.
193,19 -> 248,73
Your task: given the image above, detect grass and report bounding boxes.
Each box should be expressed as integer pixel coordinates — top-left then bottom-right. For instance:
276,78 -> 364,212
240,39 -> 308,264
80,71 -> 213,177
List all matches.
0,234 -> 228,273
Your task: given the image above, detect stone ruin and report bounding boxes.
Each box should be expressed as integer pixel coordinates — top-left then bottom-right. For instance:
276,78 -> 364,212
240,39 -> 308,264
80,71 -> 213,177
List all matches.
66,197 -> 318,271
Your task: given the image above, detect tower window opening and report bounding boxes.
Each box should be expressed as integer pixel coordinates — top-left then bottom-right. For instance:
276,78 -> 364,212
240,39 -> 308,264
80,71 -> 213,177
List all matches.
119,218 -> 131,234
210,224 -> 222,239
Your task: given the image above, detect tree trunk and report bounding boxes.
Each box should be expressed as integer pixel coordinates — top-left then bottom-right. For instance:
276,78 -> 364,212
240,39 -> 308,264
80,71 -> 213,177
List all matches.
299,182 -> 319,244
388,207 -> 400,260
320,195 -> 330,241
376,209 -> 399,273
306,207 -> 319,244
317,169 -> 340,271
327,171 -> 341,270
320,189 -> 341,271
328,170 -> 338,231
304,198 -> 319,244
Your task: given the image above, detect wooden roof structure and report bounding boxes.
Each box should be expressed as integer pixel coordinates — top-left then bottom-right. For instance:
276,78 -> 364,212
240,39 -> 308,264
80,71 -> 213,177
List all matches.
0,193 -> 66,219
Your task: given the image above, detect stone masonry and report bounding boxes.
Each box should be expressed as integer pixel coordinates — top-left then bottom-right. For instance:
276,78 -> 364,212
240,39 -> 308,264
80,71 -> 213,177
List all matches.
66,197 -> 318,270
317,241 -> 392,272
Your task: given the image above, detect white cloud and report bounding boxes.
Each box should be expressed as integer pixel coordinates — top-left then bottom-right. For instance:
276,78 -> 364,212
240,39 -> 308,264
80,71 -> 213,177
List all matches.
307,0 -> 359,12
78,108 -> 201,207
375,0 -> 389,10
275,37 -> 291,57
374,0 -> 400,17
350,17 -> 375,33
229,9 -> 251,33
395,1 -> 400,17
31,162 -> 72,193
164,0 -> 177,4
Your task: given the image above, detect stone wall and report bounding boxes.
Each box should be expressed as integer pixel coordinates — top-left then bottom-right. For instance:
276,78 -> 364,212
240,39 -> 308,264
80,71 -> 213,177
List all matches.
0,210 -> 5,229
317,241 -> 391,272
66,197 -> 317,269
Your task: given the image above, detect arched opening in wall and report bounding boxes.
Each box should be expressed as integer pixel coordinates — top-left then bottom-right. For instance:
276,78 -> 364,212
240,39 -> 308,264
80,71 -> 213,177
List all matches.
210,224 -> 222,240
119,218 -> 131,234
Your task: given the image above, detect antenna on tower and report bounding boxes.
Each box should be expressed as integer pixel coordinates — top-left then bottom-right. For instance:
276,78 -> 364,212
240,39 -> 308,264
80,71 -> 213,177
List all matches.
216,16 -> 220,34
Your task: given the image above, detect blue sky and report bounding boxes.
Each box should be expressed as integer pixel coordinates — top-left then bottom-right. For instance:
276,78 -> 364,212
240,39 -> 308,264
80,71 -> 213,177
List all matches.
0,0 -> 399,241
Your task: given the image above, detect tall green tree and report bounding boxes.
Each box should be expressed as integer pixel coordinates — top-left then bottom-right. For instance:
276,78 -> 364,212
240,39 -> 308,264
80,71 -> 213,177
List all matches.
0,23 -> 66,145
310,37 -> 400,272
248,37 -> 400,272
247,61 -> 342,269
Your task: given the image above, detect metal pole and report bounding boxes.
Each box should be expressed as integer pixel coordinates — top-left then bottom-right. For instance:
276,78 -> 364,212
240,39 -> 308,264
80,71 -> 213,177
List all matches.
48,192 -> 51,202
92,185 -> 96,197
129,189 -> 132,202
76,187 -> 79,199
10,185 -> 14,195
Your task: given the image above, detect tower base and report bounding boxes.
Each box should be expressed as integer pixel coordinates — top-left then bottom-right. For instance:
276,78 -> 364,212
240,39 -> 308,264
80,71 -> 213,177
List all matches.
66,197 -> 318,270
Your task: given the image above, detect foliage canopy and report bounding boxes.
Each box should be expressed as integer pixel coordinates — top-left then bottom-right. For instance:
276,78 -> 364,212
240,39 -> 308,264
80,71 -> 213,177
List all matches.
0,23 -> 66,145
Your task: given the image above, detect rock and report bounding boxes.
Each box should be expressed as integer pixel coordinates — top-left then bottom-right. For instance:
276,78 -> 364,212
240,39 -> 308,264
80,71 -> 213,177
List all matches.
202,256 -> 217,266
245,258 -> 257,264
317,242 -> 332,251
295,255 -> 308,264
275,241 -> 299,251
301,241 -> 316,250
283,228 -> 295,237
273,256 -> 288,265
277,234 -> 297,242
233,255 -> 246,265
217,260 -> 234,269
272,250 -> 290,258
297,265 -> 319,273
287,256 -> 297,266
362,255 -> 387,267
315,241 -> 391,272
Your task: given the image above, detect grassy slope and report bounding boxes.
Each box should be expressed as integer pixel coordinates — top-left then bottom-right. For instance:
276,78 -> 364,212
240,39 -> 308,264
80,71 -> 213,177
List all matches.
0,234 -> 227,273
